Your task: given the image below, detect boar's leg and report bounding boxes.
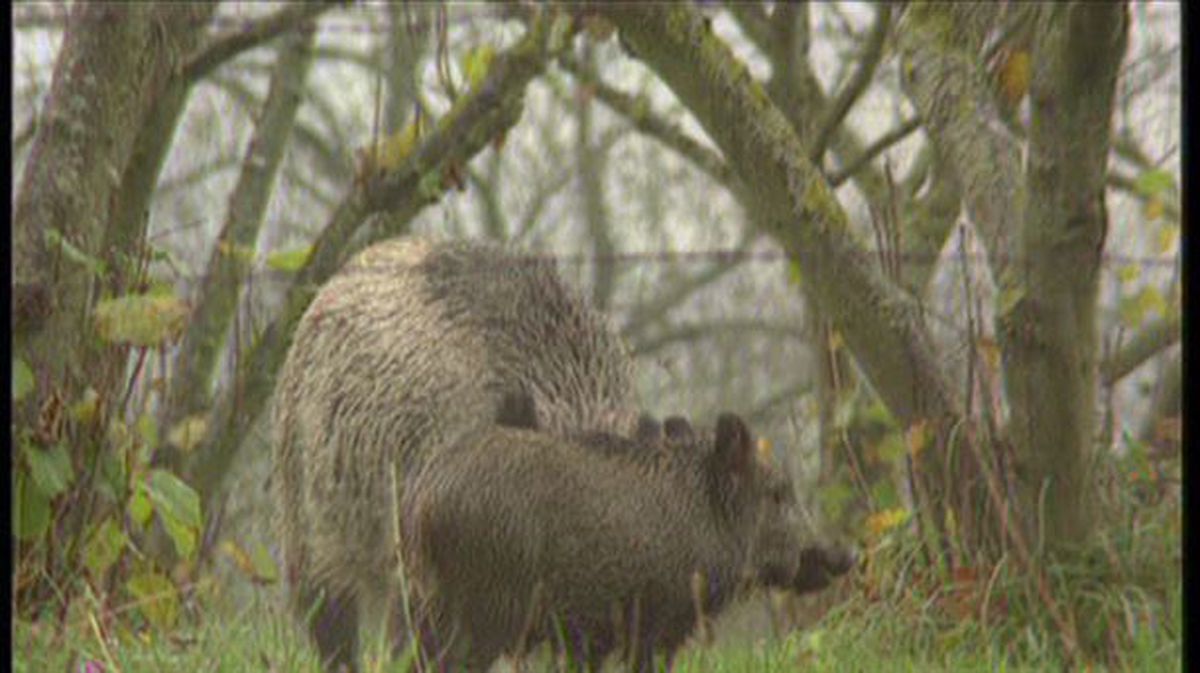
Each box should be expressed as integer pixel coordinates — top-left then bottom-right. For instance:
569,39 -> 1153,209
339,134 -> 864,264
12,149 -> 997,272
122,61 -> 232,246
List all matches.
298,580 -> 359,673
793,544 -> 858,594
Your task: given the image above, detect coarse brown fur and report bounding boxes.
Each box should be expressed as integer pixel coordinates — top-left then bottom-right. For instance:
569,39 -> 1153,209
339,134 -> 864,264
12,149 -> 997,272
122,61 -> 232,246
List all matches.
272,236 -> 639,672
402,412 -> 856,672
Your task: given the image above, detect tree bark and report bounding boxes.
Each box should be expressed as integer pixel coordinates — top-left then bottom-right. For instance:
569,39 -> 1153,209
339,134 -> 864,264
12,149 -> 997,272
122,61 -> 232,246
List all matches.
597,4 -> 960,428
13,4 -> 214,425
163,22 -> 317,466
1004,3 -> 1129,551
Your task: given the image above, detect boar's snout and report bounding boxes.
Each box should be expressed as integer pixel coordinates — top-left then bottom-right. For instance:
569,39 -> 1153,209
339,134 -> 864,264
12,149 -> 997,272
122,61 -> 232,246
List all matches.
792,544 -> 858,594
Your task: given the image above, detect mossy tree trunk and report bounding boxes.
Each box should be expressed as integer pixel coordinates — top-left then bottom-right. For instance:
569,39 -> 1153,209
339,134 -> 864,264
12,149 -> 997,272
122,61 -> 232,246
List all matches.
11,3 -> 216,609
597,3 -> 1130,564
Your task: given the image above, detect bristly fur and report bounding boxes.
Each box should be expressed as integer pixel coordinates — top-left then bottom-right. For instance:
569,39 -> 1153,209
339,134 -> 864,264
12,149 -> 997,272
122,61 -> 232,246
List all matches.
272,236 -> 639,672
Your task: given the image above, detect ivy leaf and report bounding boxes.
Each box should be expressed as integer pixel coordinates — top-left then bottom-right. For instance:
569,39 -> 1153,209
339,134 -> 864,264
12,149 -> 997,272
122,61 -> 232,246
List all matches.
127,569 -> 180,631
84,517 -> 127,578
145,469 -> 202,560
13,357 -> 34,401
24,442 -> 74,498
14,472 -> 51,540
94,294 -> 188,348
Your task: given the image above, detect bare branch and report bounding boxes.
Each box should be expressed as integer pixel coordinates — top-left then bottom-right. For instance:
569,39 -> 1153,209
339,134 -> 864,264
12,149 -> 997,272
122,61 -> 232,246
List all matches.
810,5 -> 892,162
191,13 -> 564,504
827,116 -> 921,188
167,22 -> 318,475
600,4 -> 959,424
1100,314 -> 1181,386
1107,172 -> 1180,223
897,5 -> 1022,278
632,319 -> 805,358
182,3 -> 336,83
558,52 -> 736,190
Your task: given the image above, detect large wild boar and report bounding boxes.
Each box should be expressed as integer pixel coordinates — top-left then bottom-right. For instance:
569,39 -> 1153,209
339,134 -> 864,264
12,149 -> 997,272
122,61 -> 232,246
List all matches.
272,236 -> 639,672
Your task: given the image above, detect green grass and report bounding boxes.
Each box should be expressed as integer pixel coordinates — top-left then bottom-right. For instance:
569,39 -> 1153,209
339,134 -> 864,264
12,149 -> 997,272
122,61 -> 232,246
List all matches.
15,471 -> 1181,672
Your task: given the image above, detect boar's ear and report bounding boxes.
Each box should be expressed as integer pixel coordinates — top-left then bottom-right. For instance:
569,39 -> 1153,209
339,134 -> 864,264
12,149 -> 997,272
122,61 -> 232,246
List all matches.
713,413 -> 753,477
495,390 -> 538,430
663,416 -> 695,443
636,414 -> 662,444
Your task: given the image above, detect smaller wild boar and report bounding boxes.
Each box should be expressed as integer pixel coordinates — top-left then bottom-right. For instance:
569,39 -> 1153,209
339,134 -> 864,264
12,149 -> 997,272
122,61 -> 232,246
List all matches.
401,398 -> 855,672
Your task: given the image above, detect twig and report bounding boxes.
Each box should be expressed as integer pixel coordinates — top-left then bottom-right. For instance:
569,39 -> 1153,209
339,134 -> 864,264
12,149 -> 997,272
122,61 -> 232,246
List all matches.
810,5 -> 892,162
828,117 -> 921,187
181,3 -> 336,83
557,52 -> 735,190
1099,314 -> 1181,386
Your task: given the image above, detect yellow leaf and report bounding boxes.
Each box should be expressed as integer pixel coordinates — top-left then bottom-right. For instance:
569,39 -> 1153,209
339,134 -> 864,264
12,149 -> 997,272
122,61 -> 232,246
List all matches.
1156,225 -> 1178,253
865,508 -> 909,537
266,245 -> 312,272
222,539 -> 278,585
827,329 -> 844,352
998,50 -> 1031,106
167,415 -> 208,453
1116,264 -> 1140,284
217,240 -> 255,264
756,437 -> 773,464
71,387 -> 101,425
1143,197 -> 1164,221
977,337 -> 1001,372
906,420 -> 930,458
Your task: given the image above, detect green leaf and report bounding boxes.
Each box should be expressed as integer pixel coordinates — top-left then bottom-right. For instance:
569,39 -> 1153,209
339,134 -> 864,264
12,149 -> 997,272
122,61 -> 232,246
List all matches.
12,357 -> 34,401
84,517 -> 127,578
461,44 -> 496,90
787,260 -> 803,287
418,171 -> 444,200
94,293 -> 188,347
996,282 -> 1026,318
1119,287 -> 1167,328
875,433 -> 907,465
23,442 -> 74,498
145,469 -> 202,560
135,413 -> 158,456
265,245 -> 313,272
127,570 -> 180,631
14,472 -> 51,540
1134,169 -> 1175,197
130,480 -> 153,528
44,228 -> 108,276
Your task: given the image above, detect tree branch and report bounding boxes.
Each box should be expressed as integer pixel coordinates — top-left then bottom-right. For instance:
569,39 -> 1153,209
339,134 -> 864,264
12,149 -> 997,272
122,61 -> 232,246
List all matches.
597,4 -> 959,424
167,22 -> 318,468
632,319 -> 805,358
897,5 -> 1021,278
181,3 -> 337,83
558,52 -> 736,190
1100,314 -> 1181,386
810,4 -> 892,162
190,11 -> 563,504
827,116 -> 921,188
1005,2 -> 1130,550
